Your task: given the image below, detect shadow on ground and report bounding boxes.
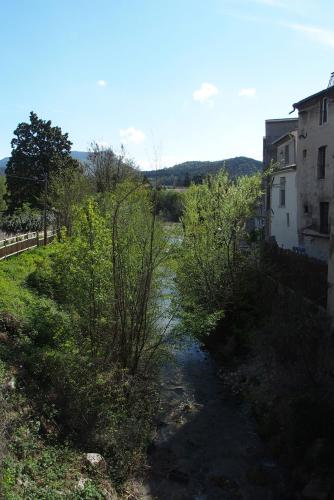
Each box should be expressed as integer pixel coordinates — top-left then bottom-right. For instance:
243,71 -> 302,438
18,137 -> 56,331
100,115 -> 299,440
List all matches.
139,339 -> 291,500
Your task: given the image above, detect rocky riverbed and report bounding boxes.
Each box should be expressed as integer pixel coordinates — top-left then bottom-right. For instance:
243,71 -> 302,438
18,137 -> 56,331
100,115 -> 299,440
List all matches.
137,337 -> 289,500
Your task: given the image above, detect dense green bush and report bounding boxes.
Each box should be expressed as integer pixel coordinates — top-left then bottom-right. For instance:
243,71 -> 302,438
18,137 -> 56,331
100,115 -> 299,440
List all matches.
154,188 -> 184,222
176,170 -> 262,339
0,203 -> 55,234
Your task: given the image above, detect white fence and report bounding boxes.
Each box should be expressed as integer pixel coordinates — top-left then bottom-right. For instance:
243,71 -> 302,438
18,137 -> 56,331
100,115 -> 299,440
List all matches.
0,231 -> 55,260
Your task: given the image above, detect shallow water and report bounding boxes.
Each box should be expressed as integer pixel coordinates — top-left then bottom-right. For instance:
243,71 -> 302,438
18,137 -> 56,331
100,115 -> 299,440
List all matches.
138,336 -> 288,500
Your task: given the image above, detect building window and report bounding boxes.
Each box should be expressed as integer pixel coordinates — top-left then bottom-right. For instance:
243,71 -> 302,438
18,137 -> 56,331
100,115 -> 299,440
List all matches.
320,202 -> 329,234
320,97 -> 328,125
304,204 -> 309,214
286,212 -> 290,227
279,177 -> 286,207
317,146 -> 327,179
284,145 -> 289,165
303,149 -> 307,160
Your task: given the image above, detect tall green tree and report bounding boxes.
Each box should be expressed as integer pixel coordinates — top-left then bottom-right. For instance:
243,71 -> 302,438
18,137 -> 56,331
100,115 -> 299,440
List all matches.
53,179 -> 169,374
49,165 -> 92,237
5,111 -> 78,211
87,142 -> 139,193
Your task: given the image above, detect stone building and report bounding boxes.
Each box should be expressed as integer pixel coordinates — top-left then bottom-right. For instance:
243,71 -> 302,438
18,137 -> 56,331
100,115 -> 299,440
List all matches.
292,84 -> 334,261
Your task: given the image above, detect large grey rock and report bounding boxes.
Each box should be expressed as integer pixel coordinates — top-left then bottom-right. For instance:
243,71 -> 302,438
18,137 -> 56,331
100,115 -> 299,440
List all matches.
85,453 -> 107,472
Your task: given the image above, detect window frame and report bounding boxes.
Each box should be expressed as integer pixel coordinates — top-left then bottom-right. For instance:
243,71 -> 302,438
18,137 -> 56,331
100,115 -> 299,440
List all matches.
279,176 -> 286,208
320,97 -> 328,125
317,145 -> 327,179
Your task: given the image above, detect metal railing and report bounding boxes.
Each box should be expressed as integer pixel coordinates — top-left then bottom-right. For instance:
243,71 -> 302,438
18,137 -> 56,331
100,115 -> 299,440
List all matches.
0,230 -> 55,260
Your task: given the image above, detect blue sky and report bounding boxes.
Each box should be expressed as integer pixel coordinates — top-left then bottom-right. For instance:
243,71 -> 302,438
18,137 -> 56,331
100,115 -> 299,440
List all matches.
0,0 -> 334,168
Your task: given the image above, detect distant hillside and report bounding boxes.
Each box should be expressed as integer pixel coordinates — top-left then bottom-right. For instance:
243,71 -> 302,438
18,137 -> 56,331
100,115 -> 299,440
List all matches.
0,151 -> 89,175
0,157 -> 7,175
143,156 -> 262,187
71,151 -> 89,162
0,153 -> 262,184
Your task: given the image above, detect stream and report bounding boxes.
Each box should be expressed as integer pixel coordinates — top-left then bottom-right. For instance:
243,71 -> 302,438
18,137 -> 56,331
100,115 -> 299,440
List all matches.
138,336 -> 288,500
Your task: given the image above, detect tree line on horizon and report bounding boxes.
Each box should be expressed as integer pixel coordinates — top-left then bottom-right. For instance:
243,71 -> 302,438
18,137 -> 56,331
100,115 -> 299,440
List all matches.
0,111 -> 262,231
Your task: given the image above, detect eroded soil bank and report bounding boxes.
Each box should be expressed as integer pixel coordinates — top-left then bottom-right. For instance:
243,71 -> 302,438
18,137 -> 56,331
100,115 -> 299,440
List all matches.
137,337 -> 290,500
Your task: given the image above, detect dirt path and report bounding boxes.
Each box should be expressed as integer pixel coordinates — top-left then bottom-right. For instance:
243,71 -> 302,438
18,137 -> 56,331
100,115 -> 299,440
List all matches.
137,338 -> 288,500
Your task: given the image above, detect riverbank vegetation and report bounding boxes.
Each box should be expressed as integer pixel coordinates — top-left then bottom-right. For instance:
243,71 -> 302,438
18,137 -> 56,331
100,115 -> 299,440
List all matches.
0,179 -> 172,496
176,169 -> 263,339
3,110 -> 332,498
154,188 -> 184,222
176,169 -> 334,497
0,115 -> 175,496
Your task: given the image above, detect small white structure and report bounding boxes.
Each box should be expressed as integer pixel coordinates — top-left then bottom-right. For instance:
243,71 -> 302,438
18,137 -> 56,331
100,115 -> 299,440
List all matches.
269,131 -> 299,250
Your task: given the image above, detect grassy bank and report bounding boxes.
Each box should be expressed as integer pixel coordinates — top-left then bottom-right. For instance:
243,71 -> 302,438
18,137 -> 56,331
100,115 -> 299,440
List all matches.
0,247 -> 114,498
0,244 -> 160,498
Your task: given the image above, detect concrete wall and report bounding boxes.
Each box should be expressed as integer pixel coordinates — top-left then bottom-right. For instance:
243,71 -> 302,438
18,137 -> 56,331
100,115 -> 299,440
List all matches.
303,234 -> 329,261
296,95 -> 334,261
270,168 -> 299,249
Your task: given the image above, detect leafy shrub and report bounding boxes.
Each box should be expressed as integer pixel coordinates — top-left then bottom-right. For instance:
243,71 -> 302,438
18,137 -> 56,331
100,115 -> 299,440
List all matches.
176,170 -> 263,339
26,257 -> 56,298
0,203 -> 55,234
27,298 -> 73,347
154,188 -> 184,222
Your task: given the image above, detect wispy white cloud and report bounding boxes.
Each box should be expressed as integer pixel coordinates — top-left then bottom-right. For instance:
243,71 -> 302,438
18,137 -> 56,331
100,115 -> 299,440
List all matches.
284,23 -> 334,48
97,80 -> 107,87
120,127 -> 146,145
238,88 -> 257,98
193,82 -> 219,106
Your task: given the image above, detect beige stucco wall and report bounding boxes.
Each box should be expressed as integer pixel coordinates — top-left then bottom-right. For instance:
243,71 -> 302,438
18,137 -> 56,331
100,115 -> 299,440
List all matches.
296,96 -> 334,261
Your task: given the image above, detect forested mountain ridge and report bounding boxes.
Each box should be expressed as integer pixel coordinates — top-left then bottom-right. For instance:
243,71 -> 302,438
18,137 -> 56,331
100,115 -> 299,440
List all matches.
1,154 -> 262,185
143,156 -> 262,186
0,151 -> 90,175
0,157 -> 7,173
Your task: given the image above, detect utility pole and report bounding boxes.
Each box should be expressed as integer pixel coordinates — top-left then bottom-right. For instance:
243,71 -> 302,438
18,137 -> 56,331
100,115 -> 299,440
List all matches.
43,173 -> 48,246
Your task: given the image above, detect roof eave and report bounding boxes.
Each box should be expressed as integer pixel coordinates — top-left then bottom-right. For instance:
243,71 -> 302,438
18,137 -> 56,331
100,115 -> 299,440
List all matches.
292,87 -> 333,110
272,131 -> 297,145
